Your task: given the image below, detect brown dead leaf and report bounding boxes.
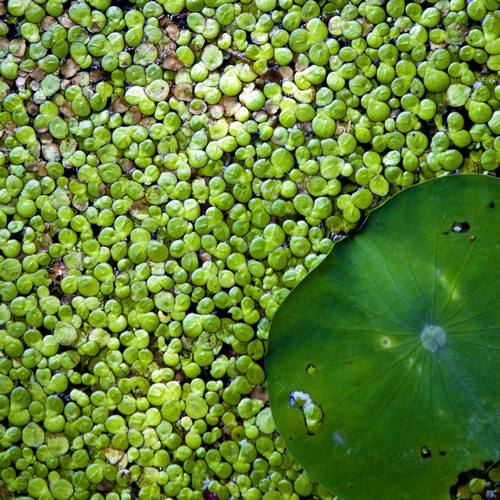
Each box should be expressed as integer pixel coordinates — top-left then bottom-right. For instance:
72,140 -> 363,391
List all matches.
61,59 -> 80,78
173,82 -> 193,101
251,386 -> 269,404
162,55 -> 183,71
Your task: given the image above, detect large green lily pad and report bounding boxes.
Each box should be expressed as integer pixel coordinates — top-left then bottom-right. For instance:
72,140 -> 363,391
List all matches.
266,175 -> 500,499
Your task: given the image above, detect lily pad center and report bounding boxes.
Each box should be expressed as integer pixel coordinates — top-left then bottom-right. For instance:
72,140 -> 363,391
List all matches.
420,325 -> 447,352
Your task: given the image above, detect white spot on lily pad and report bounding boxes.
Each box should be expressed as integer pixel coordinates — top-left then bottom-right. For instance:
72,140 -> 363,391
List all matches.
290,390 -> 313,408
333,432 -> 347,445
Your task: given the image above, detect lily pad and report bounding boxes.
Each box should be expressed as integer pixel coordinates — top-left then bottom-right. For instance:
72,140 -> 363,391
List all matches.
266,175 -> 500,500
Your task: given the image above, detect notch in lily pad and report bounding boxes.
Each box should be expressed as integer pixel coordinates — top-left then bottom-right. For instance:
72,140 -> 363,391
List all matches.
266,175 -> 500,500
289,390 -> 324,435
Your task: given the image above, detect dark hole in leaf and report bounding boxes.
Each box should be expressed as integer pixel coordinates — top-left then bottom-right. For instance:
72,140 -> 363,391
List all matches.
420,447 -> 432,459
489,202 -> 496,208
306,363 -> 316,375
451,221 -> 470,233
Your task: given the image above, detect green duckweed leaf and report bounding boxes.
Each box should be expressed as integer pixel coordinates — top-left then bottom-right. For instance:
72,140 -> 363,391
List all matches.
266,175 -> 500,500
